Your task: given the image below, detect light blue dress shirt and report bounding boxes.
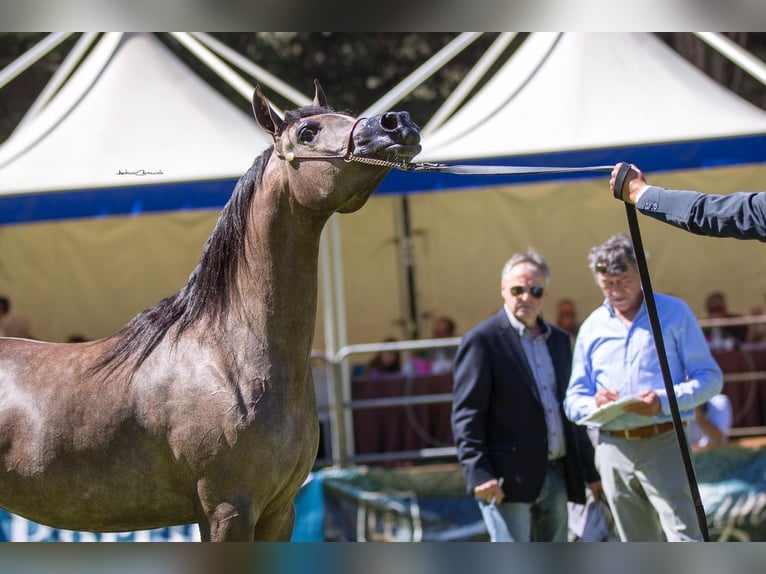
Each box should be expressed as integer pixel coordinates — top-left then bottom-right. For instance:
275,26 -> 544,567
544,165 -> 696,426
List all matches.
564,293 -> 723,430
505,307 -> 567,459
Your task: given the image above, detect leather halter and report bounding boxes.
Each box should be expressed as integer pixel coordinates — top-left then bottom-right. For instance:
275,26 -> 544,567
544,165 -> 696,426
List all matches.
274,116 -> 421,170
274,116 -> 369,163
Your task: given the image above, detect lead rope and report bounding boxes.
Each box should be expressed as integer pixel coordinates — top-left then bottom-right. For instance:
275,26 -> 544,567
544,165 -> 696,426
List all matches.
394,161 -> 614,176
612,163 -> 709,541
348,156 -> 618,175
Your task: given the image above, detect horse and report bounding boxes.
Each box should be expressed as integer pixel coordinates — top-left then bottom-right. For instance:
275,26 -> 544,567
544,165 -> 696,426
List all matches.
0,81 -> 421,541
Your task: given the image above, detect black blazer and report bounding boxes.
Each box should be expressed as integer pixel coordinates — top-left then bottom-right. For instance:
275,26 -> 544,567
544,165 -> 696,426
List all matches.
451,309 -> 598,504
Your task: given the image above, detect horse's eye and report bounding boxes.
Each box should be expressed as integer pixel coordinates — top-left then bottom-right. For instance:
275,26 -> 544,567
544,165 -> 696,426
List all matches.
297,121 -> 320,143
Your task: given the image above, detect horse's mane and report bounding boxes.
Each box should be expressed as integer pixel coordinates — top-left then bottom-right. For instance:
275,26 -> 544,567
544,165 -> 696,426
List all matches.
92,104 -> 337,379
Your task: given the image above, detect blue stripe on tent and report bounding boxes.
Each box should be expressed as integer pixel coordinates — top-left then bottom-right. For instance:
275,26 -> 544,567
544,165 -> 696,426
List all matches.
375,134 -> 766,195
0,178 -> 239,226
2,135 -> 766,225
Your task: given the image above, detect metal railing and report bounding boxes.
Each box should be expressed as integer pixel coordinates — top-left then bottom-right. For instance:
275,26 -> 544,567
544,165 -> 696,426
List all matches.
312,337 -> 460,468
312,314 -> 766,468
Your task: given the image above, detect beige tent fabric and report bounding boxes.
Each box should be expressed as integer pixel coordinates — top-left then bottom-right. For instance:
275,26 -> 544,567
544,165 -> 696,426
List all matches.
1,164 -> 764,348
0,211 -> 217,342
0,196 -> 405,350
403,164 -> 766,335
336,195 -> 404,346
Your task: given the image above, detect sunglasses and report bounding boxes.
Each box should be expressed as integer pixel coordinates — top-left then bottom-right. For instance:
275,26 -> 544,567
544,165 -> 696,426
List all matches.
509,285 -> 545,299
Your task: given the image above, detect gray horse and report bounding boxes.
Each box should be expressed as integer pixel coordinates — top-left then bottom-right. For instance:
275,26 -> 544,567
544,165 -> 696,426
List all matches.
0,81 -> 421,541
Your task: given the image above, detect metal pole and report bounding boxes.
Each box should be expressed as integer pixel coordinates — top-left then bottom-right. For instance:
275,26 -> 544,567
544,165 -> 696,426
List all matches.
319,218 -> 351,467
396,196 -> 420,340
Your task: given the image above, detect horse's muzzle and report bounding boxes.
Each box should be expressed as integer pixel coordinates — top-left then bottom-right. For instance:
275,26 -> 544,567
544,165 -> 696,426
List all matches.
353,111 -> 422,160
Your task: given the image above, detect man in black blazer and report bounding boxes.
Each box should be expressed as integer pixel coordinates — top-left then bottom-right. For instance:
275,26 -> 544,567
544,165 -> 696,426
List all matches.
611,162 -> 766,242
452,249 -> 601,542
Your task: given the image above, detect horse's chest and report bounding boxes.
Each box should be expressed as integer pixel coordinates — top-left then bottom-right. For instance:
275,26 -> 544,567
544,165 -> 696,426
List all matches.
166,377 -> 317,468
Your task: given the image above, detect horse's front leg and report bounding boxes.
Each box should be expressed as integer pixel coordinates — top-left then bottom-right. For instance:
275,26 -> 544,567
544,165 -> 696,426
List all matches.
195,480 -> 256,542
252,504 -> 295,541
208,500 -> 256,541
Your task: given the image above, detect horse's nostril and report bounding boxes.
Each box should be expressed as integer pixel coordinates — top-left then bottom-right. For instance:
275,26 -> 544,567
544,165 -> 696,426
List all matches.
380,112 -> 399,130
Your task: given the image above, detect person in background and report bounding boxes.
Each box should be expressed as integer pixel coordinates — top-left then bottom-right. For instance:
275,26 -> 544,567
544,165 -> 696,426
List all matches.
704,291 -> 747,350
555,298 -> 580,342
426,315 -> 458,374
565,234 -> 723,541
366,337 -> 402,377
610,162 -> 766,242
0,296 -> 33,339
431,315 -> 456,340
687,393 -> 733,452
452,249 -> 600,542
745,300 -> 766,344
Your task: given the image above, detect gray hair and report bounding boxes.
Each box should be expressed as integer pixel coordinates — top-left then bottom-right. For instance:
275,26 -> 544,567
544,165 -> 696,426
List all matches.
588,234 -> 638,275
501,249 -> 551,285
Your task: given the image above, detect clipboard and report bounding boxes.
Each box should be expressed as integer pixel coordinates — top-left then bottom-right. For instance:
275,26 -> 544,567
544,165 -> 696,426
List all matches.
577,395 -> 643,427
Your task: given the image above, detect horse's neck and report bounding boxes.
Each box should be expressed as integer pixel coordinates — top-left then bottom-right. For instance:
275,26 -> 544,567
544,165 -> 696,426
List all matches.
231,186 -> 325,361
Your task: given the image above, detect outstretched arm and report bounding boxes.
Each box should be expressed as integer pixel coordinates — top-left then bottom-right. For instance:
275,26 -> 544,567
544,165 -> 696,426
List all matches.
610,163 -> 766,242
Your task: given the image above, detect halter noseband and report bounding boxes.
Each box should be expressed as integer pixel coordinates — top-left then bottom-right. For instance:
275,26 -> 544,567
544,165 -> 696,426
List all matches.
274,116 -> 412,169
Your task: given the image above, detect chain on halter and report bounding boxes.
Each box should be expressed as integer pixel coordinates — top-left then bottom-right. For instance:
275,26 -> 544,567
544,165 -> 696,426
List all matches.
344,154 -> 414,169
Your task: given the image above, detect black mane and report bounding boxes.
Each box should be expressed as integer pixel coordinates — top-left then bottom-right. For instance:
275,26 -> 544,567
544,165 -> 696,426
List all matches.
92,147 -> 271,378
92,104 -> 339,379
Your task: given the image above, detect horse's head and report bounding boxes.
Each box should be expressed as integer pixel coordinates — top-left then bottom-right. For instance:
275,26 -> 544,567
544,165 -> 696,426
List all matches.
252,80 -> 421,215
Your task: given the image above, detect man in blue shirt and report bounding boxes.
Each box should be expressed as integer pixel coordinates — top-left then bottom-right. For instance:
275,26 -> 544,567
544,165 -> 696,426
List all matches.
610,162 -> 766,242
564,234 -> 723,541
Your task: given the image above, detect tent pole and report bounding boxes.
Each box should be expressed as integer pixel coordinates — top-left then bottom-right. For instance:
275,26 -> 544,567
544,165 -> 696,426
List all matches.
694,32 -> 766,87
395,196 -> 421,340
13,33 -> 99,134
190,33 -> 311,108
424,33 -> 517,134
0,33 -> 71,91
320,223 -> 349,467
169,33 -> 256,107
361,32 -> 484,117
328,214 -> 355,464
320,214 -> 355,467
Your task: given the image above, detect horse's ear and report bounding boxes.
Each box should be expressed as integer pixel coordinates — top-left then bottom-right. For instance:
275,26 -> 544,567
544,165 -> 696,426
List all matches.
252,85 -> 286,137
312,79 -> 328,107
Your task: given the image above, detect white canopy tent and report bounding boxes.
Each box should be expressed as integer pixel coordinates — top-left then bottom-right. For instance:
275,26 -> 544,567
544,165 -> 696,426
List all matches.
0,32 -> 271,216
417,32 -> 766,161
365,33 -> 766,345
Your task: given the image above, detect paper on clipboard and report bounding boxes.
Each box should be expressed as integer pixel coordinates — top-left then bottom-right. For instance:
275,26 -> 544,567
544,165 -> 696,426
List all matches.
577,395 -> 643,427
